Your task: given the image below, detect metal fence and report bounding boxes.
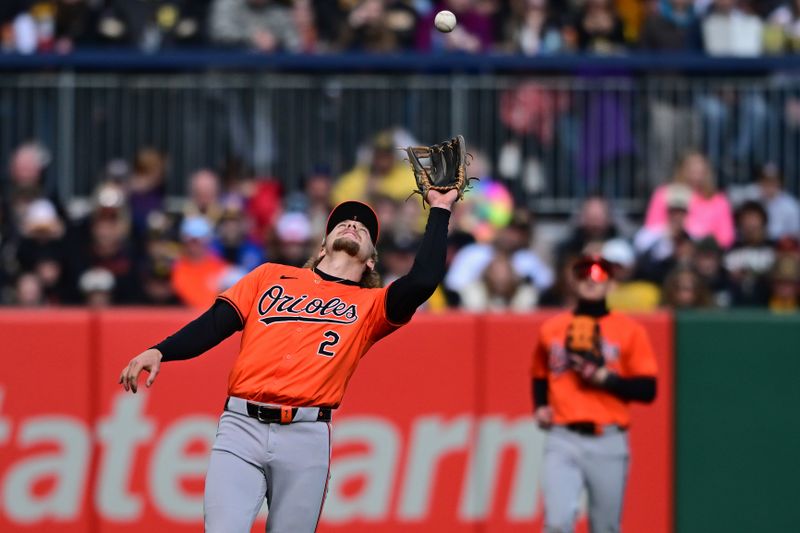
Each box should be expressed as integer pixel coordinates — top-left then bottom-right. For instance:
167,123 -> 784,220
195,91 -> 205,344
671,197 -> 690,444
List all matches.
3,70 -> 800,214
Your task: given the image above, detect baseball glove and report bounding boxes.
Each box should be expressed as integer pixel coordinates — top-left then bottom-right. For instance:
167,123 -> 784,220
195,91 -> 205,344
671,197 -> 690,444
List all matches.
405,135 -> 476,205
565,316 -> 605,368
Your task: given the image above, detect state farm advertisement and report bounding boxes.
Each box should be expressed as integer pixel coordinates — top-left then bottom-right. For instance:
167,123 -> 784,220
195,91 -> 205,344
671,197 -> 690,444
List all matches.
0,310 -> 672,532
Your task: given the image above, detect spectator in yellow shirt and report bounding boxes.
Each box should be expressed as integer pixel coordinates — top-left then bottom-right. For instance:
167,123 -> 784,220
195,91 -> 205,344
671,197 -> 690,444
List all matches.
602,238 -> 661,312
331,130 -> 415,205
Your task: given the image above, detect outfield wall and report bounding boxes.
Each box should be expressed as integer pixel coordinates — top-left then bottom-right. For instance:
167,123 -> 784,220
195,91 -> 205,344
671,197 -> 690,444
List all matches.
675,312 -> 800,533
1,310 -> 675,532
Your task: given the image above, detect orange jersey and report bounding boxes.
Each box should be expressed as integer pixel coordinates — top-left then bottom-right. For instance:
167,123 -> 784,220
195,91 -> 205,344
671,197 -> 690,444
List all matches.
218,263 -> 404,408
532,311 -> 658,427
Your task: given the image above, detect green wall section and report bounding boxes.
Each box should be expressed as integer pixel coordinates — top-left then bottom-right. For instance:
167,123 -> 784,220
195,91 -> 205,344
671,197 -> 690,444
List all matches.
676,311 -> 800,533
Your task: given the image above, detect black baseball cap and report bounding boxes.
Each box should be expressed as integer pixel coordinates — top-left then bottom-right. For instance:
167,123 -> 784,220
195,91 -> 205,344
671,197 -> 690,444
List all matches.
326,201 -> 380,245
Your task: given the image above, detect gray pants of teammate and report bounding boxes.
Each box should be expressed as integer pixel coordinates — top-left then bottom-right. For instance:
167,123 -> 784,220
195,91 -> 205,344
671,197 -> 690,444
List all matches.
204,399 -> 331,533
542,425 -> 629,533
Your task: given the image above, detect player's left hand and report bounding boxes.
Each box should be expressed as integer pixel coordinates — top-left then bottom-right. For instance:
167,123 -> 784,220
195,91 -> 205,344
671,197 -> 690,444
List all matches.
570,354 -> 609,386
426,189 -> 459,211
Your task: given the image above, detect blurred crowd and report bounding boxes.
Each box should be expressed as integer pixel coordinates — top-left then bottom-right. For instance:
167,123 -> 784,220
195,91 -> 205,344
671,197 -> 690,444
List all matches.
3,130 -> 800,313
2,0 -> 800,56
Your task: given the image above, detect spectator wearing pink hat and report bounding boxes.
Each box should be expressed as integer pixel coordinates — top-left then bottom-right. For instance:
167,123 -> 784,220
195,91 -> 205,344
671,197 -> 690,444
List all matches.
269,211 -> 313,268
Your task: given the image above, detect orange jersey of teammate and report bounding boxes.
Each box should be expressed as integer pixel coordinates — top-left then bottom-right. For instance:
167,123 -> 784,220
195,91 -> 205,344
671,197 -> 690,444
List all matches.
218,262 -> 404,408
532,311 -> 658,427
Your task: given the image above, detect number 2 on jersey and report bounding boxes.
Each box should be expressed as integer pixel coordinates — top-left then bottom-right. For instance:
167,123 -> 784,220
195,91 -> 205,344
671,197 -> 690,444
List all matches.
317,331 -> 341,357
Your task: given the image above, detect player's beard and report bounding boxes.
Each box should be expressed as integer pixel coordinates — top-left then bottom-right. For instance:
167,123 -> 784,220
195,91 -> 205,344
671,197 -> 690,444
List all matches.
331,237 -> 361,258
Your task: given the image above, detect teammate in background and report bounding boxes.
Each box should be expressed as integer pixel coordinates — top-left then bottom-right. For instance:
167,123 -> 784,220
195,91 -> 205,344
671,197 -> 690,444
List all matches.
531,254 -> 658,533
118,190 -> 458,532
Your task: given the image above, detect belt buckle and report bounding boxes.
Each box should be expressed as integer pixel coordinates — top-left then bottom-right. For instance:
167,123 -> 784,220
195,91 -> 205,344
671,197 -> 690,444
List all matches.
255,405 -> 269,423
280,406 -> 293,425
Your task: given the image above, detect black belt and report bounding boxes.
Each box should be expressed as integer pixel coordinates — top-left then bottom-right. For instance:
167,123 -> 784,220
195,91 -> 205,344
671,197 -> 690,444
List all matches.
226,399 -> 332,424
565,422 -> 627,436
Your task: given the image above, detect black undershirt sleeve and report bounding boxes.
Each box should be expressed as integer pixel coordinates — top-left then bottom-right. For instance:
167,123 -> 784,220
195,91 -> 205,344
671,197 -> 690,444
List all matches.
153,298 -> 243,361
532,378 -> 548,408
532,375 -> 654,408
385,207 -> 451,324
603,374 -> 657,403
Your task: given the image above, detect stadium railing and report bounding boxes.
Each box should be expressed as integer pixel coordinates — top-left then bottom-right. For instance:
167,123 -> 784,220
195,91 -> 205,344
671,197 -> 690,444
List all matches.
2,51 -> 800,214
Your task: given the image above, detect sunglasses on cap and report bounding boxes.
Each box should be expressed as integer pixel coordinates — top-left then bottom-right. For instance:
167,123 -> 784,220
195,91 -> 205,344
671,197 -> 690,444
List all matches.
572,258 -> 612,282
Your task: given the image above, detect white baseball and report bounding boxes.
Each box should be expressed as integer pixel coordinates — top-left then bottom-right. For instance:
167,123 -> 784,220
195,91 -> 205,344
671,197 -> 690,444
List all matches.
434,10 -> 457,33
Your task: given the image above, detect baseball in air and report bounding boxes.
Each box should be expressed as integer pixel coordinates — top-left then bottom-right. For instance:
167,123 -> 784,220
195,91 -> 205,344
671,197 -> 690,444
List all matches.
434,10 -> 457,33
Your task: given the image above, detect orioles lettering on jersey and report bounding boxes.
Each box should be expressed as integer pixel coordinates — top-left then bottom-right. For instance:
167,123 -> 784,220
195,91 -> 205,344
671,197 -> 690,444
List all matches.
257,285 -> 359,326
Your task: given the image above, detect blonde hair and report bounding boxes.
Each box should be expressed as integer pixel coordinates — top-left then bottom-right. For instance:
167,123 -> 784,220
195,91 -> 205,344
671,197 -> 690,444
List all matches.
303,244 -> 382,289
673,150 -> 716,198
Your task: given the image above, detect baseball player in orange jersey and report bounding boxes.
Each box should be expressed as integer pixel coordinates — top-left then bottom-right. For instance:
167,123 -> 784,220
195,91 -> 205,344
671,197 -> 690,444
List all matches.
118,190 -> 459,532
532,255 -> 658,533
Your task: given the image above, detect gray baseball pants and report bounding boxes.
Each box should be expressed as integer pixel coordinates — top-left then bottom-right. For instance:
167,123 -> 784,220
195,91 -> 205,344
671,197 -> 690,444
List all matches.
542,425 -> 629,533
204,397 -> 331,533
